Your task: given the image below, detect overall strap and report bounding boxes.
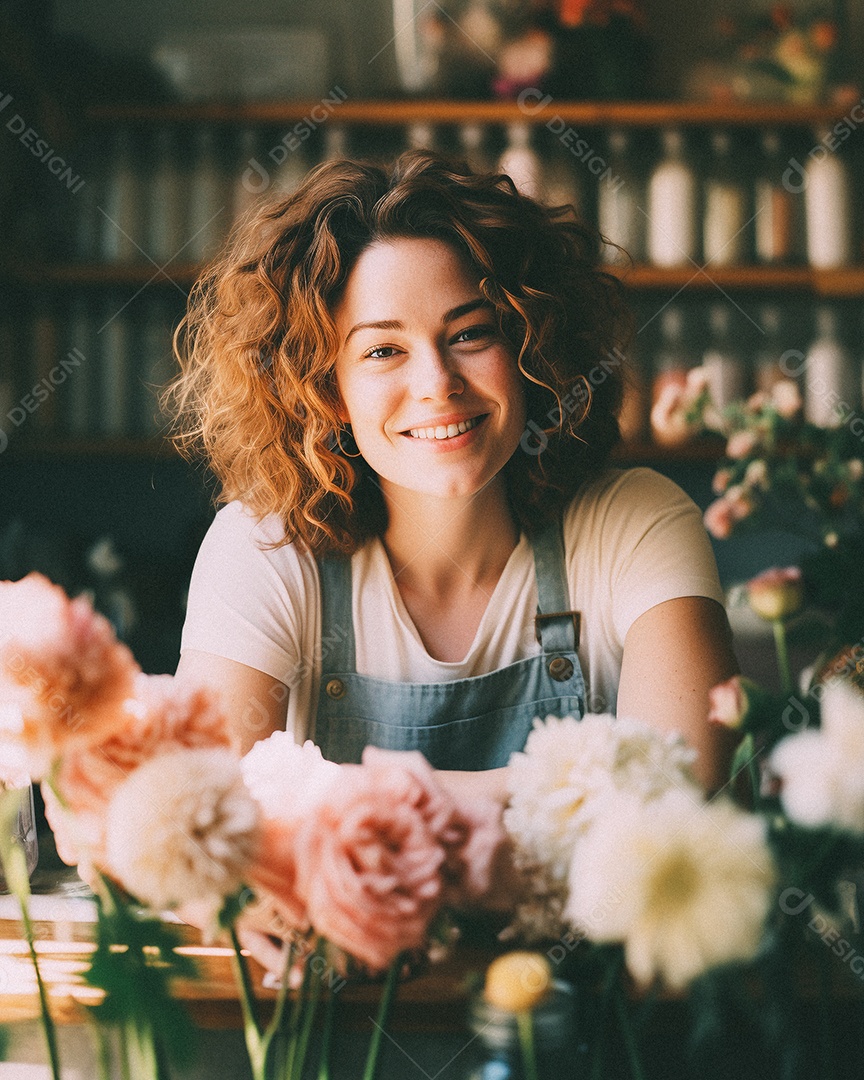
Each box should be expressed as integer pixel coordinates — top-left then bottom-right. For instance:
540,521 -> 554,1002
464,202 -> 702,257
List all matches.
317,555 -> 357,672
531,520 -> 581,654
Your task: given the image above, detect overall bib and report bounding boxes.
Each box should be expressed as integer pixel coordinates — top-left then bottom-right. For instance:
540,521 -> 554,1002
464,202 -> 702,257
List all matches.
314,521 -> 585,769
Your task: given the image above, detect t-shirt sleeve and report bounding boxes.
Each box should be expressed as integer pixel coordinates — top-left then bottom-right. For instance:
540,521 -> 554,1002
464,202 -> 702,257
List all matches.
569,468 -> 726,646
180,502 -> 315,685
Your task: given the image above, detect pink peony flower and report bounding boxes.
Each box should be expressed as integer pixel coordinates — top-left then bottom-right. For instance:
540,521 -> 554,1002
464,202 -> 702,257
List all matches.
0,574 -> 138,777
246,816 -> 310,931
55,673 -> 230,818
241,733 -> 341,827
747,566 -> 804,621
703,490 -> 752,539
726,429 -> 758,460
712,468 -> 733,495
291,753 -> 457,971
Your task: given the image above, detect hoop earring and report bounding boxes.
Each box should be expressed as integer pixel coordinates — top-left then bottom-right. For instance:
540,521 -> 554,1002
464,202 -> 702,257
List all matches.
334,425 -> 363,458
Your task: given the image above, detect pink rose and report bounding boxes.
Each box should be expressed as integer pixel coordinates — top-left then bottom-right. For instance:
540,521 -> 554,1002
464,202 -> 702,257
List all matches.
708,677 -> 748,729
245,816 -> 310,931
712,468 -> 733,495
0,574 -> 138,777
55,674 -> 230,817
703,497 -> 735,539
726,429 -> 758,460
292,755 -> 453,971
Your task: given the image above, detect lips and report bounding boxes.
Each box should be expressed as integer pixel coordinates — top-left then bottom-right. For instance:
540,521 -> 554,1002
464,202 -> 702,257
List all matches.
404,415 -> 487,441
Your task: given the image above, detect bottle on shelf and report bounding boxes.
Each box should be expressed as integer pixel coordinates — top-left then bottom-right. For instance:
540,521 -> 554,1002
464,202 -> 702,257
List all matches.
649,301 -> 692,445
804,126 -> 853,269
28,294 -> 60,432
136,293 -> 178,438
702,130 -> 749,267
59,293 -> 96,436
646,127 -> 698,267
458,122 -> 494,175
752,303 -> 789,394
145,126 -> 186,265
540,141 -> 582,216
407,122 -> 437,152
232,125 -> 268,226
321,123 -> 351,162
597,127 -> 645,264
702,303 -> 746,408
185,126 -> 230,263
100,125 -> 144,264
96,293 -> 132,438
271,129 -> 313,200
498,122 -> 542,199
754,129 -> 800,265
804,304 -> 856,427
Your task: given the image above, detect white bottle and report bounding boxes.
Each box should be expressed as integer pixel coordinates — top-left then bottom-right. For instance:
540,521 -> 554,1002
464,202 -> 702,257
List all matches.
185,126 -> 229,263
145,126 -> 185,264
498,123 -> 541,199
805,127 -> 852,269
598,128 -> 644,263
100,126 -> 143,263
322,123 -> 350,162
805,305 -> 856,427
702,130 -> 748,266
458,123 -> 493,174
647,128 -> 697,267
407,123 -> 436,151
272,134 -> 312,199
702,304 -> 746,408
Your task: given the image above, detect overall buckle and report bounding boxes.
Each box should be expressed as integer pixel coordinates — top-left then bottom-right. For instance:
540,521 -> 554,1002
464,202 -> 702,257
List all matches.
534,610 -> 581,649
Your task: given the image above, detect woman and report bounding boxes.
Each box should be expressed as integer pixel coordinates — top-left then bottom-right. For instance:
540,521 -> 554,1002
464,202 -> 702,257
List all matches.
170,149 -> 737,804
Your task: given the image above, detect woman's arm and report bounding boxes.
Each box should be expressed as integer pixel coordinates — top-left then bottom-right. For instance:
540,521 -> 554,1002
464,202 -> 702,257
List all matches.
175,649 -> 288,754
617,595 -> 740,792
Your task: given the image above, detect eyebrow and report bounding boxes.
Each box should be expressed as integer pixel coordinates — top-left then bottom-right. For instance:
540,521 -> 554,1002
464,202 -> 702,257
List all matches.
343,298 -> 493,346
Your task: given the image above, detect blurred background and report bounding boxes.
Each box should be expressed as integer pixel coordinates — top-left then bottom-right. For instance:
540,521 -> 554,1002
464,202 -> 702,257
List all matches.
1,0 -> 863,676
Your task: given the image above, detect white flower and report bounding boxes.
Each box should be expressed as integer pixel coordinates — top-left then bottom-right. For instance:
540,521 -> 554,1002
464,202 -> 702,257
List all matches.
565,792 -> 776,989
770,680 -> 864,833
242,733 -> 341,824
105,747 -> 260,911
504,714 -> 698,882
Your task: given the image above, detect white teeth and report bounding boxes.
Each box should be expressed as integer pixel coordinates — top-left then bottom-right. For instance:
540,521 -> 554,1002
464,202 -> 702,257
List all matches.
408,416 -> 481,441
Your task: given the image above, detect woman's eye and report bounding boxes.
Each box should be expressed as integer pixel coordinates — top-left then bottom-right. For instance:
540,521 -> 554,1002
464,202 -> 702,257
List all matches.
453,324 -> 495,345
364,345 -> 400,360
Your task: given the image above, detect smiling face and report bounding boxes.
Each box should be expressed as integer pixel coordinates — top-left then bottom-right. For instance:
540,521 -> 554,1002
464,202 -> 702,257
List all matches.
333,237 -> 527,506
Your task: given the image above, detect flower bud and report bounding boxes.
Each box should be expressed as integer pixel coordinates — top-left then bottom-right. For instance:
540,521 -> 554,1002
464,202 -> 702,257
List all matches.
708,677 -> 749,729
746,566 -> 804,621
484,951 -> 552,1012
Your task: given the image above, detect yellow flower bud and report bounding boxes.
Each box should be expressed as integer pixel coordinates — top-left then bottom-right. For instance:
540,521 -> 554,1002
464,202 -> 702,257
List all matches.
483,951 -> 552,1012
747,567 -> 804,622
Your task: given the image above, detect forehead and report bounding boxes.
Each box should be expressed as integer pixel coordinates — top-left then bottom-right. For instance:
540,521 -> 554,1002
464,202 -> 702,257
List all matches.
336,237 -> 481,319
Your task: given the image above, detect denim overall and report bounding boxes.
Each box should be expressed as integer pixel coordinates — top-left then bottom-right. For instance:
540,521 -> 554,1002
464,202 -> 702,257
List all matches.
314,521 -> 585,769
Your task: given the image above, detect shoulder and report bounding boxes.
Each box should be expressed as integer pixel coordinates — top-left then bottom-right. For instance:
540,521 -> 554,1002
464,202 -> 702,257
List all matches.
563,467 -> 700,540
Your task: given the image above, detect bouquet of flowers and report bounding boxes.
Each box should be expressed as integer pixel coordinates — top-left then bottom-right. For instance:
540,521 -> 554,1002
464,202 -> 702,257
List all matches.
0,573 -> 505,1080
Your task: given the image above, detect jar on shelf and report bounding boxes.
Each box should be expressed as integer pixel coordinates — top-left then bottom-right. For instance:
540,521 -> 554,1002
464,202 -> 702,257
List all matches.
463,980 -> 580,1080
646,128 -> 697,267
804,304 -> 856,427
702,303 -> 746,409
498,122 -> 542,199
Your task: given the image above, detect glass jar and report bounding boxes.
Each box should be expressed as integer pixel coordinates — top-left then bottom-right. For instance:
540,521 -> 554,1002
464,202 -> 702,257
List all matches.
463,980 -> 580,1079
0,782 -> 39,893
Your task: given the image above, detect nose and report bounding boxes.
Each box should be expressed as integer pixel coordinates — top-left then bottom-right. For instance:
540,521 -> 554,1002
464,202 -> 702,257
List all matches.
409,344 -> 464,401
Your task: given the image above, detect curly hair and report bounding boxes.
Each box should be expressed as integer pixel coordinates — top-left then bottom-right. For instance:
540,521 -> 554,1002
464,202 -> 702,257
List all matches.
166,149 -> 633,554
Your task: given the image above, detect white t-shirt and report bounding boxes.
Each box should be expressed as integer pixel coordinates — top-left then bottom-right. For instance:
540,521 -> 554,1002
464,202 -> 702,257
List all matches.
181,467 -> 725,741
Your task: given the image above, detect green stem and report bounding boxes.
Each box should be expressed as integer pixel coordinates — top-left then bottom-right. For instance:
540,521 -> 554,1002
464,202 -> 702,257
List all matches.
516,1010 -> 539,1080
773,618 -> 793,697
362,957 -> 401,1080
291,940 -> 325,1080
283,940 -> 312,1079
229,926 -> 267,1080
317,982 -> 338,1080
615,981 -> 646,1080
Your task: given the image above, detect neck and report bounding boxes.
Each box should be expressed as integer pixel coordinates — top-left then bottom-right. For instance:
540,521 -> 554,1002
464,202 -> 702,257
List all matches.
380,480 -> 520,596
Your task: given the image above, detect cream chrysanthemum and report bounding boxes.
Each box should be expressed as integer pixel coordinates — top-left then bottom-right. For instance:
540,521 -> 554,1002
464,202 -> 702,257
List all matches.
771,679 -> 864,833
105,747 -> 260,911
504,714 -> 698,882
242,733 -> 341,825
565,791 -> 776,990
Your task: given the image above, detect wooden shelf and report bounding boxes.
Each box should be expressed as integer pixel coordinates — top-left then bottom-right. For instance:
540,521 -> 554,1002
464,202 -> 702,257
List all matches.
87,99 -> 854,127
10,263 -> 864,297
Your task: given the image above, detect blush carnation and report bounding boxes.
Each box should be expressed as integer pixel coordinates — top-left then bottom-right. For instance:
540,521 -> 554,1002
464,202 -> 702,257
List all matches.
55,674 -> 230,817
504,714 -> 699,885
105,747 -> 260,913
0,574 -> 138,777
292,754 -> 455,971
242,733 -> 342,825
